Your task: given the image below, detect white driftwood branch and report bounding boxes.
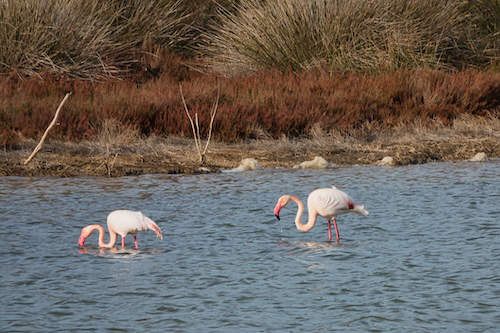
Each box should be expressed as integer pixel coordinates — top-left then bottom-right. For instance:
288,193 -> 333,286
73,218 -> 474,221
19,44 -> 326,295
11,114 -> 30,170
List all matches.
203,85 -> 220,155
23,92 -> 71,165
179,83 -> 220,164
195,113 -> 201,149
179,84 -> 202,161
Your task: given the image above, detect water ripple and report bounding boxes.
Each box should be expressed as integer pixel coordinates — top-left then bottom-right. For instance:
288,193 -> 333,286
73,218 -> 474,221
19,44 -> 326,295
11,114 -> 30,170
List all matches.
0,160 -> 499,332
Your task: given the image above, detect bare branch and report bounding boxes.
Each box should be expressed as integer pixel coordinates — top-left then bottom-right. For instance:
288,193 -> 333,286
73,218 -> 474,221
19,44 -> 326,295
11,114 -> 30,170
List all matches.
24,93 -> 71,165
194,113 -> 204,163
179,83 -> 220,165
195,113 -> 201,145
179,83 -> 202,160
203,84 -> 220,155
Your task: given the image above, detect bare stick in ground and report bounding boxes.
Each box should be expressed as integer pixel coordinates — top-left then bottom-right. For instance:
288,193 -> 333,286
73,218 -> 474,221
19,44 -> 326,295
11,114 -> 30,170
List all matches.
179,84 -> 219,165
23,93 -> 71,165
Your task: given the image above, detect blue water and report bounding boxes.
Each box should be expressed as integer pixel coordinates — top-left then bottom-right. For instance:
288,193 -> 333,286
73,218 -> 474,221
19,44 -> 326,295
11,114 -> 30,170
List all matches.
1,161 -> 499,332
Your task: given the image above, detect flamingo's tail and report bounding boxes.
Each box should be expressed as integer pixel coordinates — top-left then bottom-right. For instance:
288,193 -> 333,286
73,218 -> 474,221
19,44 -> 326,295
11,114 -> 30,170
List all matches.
354,204 -> 369,216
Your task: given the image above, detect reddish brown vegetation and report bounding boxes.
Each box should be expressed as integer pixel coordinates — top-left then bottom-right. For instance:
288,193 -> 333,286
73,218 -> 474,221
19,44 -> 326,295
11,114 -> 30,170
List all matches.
0,68 -> 499,149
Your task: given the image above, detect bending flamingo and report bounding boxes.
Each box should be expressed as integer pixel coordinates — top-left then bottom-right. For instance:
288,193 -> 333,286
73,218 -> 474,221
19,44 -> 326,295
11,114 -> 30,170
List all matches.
78,210 -> 163,249
274,186 -> 368,242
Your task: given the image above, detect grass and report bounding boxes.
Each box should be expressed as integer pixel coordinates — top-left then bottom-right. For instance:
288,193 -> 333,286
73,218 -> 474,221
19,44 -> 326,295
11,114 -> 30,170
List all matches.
0,0 -> 189,79
202,0 -> 500,75
1,0 -> 498,79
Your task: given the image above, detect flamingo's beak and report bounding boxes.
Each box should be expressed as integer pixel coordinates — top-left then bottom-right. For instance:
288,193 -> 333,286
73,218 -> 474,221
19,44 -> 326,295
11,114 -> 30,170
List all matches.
78,234 -> 86,247
274,204 -> 281,220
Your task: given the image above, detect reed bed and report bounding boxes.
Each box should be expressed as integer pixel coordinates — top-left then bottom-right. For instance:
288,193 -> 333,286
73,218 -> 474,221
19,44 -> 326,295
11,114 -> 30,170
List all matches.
203,0 -> 499,75
0,0 -> 188,79
1,0 -> 498,79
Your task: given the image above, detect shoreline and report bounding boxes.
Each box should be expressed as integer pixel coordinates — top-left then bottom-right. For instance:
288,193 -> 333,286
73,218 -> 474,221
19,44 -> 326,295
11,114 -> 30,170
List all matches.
1,136 -> 497,177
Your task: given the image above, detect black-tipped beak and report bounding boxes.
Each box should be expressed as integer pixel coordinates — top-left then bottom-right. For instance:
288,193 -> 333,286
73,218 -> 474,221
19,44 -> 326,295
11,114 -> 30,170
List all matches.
275,214 -> 280,221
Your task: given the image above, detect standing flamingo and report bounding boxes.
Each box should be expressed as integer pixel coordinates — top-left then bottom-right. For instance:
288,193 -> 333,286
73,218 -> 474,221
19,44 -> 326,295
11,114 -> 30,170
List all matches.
273,186 -> 368,242
78,210 -> 163,249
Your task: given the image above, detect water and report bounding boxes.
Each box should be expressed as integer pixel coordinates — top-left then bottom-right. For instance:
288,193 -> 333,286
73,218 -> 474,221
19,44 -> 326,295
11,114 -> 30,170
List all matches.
1,161 -> 499,332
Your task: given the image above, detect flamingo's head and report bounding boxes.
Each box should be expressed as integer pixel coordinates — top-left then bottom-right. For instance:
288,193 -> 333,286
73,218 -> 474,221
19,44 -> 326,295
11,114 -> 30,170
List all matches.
78,226 -> 93,247
274,195 -> 291,220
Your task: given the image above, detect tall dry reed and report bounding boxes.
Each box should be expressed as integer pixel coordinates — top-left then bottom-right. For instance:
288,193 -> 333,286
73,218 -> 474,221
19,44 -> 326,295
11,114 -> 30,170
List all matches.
0,0 -> 188,79
202,0 -> 499,75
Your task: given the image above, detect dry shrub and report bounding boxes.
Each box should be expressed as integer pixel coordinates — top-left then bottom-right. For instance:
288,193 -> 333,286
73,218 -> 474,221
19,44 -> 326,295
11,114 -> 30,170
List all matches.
307,122 -> 345,149
245,122 -> 272,140
92,118 -> 141,176
137,42 -> 192,84
0,129 -> 19,149
452,113 -> 500,137
409,69 -> 500,114
0,68 -> 498,148
96,118 -> 140,148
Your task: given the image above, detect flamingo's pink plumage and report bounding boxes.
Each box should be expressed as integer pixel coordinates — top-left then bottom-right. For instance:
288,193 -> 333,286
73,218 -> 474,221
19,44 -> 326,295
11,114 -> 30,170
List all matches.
274,186 -> 368,242
78,210 -> 163,249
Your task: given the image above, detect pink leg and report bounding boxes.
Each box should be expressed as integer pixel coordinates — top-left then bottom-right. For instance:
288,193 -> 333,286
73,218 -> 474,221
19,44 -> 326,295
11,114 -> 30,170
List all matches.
327,220 -> 333,242
134,235 -> 138,249
334,218 -> 340,242
121,236 -> 125,248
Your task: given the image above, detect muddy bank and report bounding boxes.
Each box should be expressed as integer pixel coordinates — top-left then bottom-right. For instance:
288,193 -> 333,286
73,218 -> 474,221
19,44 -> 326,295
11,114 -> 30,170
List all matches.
1,136 -> 497,177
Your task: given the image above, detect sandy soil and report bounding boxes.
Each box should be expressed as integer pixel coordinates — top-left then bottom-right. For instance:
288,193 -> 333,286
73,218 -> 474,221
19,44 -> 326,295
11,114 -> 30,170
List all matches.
1,134 -> 497,177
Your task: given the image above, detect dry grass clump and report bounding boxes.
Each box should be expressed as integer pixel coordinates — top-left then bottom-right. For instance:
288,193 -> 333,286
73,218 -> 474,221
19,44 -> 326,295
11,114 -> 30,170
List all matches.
0,0 -> 188,79
203,0 -> 499,75
451,113 -> 500,138
95,118 -> 140,150
309,112 -> 500,149
92,118 -> 141,176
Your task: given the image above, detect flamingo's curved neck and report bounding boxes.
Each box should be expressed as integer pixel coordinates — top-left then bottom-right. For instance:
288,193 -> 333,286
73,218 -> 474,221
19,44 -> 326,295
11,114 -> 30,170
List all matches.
289,196 -> 317,232
89,225 -> 117,248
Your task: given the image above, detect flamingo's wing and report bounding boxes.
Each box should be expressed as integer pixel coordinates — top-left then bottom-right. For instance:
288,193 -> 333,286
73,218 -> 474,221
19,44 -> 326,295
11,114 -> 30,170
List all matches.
107,210 -> 163,239
309,188 -> 352,217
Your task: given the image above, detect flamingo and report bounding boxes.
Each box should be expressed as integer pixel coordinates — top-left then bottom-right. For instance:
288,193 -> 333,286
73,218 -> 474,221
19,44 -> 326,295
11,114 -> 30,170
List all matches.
273,186 -> 369,242
78,210 -> 163,249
